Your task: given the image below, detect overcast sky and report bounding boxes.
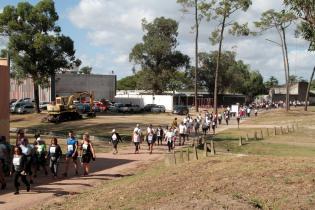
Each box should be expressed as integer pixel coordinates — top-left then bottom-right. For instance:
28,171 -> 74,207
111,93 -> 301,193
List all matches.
1,0 -> 314,83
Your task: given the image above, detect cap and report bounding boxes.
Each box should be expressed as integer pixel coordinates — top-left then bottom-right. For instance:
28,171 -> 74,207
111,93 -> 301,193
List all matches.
112,129 -> 116,133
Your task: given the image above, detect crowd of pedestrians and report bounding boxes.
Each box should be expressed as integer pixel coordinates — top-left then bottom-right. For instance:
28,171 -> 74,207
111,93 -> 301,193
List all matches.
0,130 -> 96,195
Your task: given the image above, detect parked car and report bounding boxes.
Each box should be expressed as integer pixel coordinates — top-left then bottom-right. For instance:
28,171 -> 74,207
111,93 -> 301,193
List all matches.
119,104 -> 132,113
143,104 -> 157,112
151,105 -> 166,113
108,103 -> 124,112
94,101 -> 107,112
17,104 -> 34,114
39,101 -> 50,110
10,102 -> 33,113
10,99 -> 17,105
130,105 -> 142,113
172,105 -> 189,115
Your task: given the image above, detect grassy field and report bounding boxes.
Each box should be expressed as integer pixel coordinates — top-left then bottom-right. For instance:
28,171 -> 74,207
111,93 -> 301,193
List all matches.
14,107 -> 315,209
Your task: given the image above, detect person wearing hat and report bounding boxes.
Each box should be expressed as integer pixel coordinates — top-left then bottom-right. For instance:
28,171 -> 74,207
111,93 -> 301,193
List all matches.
110,129 -> 122,154
16,129 -> 28,147
132,124 -> 141,154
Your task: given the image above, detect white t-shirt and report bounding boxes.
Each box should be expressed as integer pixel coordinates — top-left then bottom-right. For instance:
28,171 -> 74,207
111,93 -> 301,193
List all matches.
165,131 -> 173,142
179,124 -> 186,134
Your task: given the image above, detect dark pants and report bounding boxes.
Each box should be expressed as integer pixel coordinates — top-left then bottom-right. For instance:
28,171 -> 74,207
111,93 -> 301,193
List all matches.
134,142 -> 140,152
157,136 -> 162,145
14,172 -> 29,192
167,141 -> 173,152
49,159 -> 59,177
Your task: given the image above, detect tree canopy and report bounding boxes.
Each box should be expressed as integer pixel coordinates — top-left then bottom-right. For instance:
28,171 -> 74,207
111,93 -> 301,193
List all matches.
193,50 -> 265,98
0,0 -> 79,112
79,66 -> 92,74
129,17 -> 190,94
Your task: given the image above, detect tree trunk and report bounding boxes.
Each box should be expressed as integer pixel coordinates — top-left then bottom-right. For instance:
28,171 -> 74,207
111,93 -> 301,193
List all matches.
282,27 -> 290,111
33,82 -> 40,113
194,0 -> 199,112
304,66 -> 315,111
214,14 -> 226,115
278,27 -> 289,112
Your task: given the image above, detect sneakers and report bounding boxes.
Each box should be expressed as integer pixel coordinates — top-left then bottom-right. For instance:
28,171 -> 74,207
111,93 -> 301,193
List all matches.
26,186 -> 30,192
14,191 -> 19,195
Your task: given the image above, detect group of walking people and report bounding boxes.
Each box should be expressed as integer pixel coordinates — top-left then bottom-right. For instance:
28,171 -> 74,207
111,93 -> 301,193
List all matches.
0,130 -> 96,195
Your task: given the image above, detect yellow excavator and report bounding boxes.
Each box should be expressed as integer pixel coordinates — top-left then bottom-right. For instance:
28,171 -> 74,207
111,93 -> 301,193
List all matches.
47,91 -> 96,123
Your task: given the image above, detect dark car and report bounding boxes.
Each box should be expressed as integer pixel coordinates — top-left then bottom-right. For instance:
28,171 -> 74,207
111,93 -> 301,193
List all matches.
172,105 -> 189,115
143,104 -> 157,112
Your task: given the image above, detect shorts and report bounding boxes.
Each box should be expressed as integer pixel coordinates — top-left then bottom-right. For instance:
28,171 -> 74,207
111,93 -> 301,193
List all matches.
66,152 -> 78,160
112,141 -> 118,148
180,134 -> 185,137
82,154 -> 92,163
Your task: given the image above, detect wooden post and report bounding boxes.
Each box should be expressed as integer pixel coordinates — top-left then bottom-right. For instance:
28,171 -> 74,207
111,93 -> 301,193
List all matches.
266,128 -> 269,137
204,142 -> 208,157
280,126 -> 283,135
260,129 -> 263,140
238,136 -> 242,146
187,147 -> 190,161
254,131 -> 257,140
274,127 -> 277,136
287,125 -> 290,133
210,139 -> 215,155
246,133 -> 249,141
180,149 -> 184,162
194,145 -> 198,160
173,150 -> 176,165
292,124 -> 295,132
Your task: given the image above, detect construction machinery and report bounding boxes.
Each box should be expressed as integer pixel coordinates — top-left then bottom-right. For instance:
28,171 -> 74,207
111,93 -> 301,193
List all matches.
47,91 -> 96,123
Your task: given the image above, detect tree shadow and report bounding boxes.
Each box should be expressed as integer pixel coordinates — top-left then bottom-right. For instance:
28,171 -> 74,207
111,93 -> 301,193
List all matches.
0,157 -> 135,195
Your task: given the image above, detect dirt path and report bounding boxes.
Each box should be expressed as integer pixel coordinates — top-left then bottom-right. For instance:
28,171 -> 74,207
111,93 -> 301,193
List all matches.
0,146 -> 166,210
1,114 -> 253,210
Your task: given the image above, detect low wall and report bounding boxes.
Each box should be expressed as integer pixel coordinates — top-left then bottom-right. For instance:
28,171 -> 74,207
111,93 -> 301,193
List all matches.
115,94 -> 174,111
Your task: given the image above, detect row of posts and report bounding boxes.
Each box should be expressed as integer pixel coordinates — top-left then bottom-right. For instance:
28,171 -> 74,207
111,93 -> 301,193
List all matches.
167,122 -> 299,165
238,122 -> 299,146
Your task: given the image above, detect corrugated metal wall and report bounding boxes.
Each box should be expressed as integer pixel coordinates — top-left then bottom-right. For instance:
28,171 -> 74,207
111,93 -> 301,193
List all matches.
0,59 -> 10,142
10,77 -> 51,102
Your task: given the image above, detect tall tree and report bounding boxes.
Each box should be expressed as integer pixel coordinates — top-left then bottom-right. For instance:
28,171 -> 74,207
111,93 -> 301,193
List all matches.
0,0 -> 78,113
254,9 -> 296,111
200,0 -> 252,114
284,0 -> 315,111
129,17 -> 190,94
177,0 -> 203,111
264,76 -> 279,89
79,66 -> 92,74
194,50 -> 265,98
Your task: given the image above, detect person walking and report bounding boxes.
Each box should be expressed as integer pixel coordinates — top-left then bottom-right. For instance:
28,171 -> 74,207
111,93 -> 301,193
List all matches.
132,125 -> 141,154
110,129 -> 122,154
156,125 -> 164,146
63,131 -> 79,177
47,137 -> 62,178
11,147 -> 30,195
34,134 -> 48,177
164,127 -> 174,152
79,133 -> 96,176
178,122 -> 186,146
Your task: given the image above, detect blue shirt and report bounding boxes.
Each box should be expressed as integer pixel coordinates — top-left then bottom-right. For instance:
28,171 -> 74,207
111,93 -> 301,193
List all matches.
66,137 -> 77,155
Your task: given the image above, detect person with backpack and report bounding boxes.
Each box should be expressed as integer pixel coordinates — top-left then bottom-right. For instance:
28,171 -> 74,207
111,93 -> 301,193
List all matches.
11,146 -> 30,195
110,129 -> 122,154
47,137 -> 62,178
79,133 -> 96,176
63,130 -> 79,177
